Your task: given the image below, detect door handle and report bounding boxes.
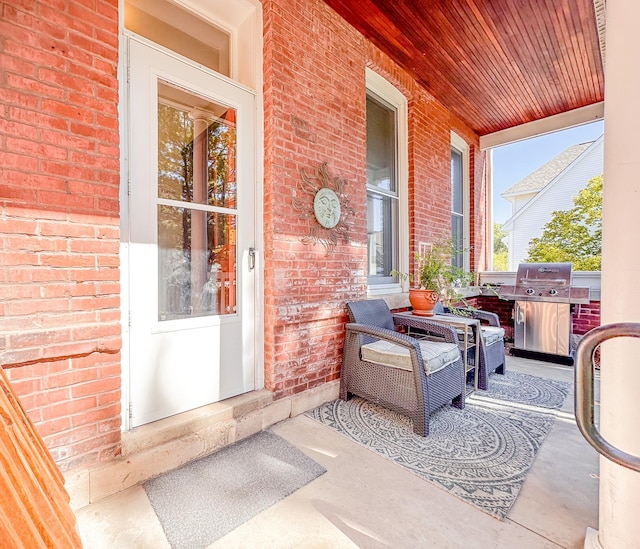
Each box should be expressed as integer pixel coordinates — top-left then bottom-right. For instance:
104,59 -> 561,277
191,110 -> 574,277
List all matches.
248,247 -> 256,271
574,322 -> 640,472
514,302 -> 524,324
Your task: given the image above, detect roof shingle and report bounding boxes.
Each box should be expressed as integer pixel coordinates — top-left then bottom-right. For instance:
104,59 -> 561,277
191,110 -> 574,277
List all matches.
501,142 -> 594,197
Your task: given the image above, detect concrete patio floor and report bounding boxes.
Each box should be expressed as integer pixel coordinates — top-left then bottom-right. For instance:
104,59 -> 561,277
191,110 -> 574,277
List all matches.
75,356 -> 600,548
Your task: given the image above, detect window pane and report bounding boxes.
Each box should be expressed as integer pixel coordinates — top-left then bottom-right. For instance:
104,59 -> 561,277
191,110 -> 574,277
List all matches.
451,146 -> 464,269
158,205 -> 237,320
367,192 -> 397,282
366,95 -> 396,193
451,148 -> 463,214
124,0 -> 230,76
367,91 -> 399,284
157,81 -> 237,209
451,214 -> 463,269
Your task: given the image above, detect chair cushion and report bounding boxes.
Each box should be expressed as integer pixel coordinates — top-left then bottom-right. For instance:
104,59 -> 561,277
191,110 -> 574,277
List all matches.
361,339 -> 460,374
480,326 -> 505,346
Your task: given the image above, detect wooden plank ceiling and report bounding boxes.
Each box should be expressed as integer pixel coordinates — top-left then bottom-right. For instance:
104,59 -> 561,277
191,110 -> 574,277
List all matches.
324,0 -> 604,136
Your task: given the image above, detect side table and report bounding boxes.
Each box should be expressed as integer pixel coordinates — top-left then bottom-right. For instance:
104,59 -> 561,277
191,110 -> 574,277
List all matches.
394,311 -> 481,394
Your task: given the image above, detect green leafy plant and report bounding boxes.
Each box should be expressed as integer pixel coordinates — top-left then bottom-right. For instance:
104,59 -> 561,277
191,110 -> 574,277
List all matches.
526,174 -> 602,270
391,237 -> 471,306
493,222 -> 508,271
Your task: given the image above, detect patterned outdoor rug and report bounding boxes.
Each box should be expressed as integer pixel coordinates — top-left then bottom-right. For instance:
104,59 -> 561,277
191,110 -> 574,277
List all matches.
307,373 -> 569,520
471,370 -> 570,410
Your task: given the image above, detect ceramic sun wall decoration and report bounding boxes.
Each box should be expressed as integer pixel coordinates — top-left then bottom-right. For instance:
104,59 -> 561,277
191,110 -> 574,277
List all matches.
292,162 -> 354,253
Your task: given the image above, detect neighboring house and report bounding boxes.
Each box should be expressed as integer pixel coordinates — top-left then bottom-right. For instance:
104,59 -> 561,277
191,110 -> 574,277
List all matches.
500,135 -> 604,270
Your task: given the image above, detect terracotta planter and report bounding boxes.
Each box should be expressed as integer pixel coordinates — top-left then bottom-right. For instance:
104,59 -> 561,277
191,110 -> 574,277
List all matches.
409,288 -> 439,316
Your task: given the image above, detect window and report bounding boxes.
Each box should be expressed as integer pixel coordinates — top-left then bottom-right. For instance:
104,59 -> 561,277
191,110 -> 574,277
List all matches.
366,94 -> 397,284
450,132 -> 470,271
124,0 -> 230,76
366,69 -> 408,292
451,147 -> 464,268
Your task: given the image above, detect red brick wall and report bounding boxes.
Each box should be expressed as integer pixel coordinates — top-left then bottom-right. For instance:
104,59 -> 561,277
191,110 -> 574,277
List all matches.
471,146 -> 489,271
572,301 -> 601,335
477,295 -> 515,340
370,43 -> 486,271
0,0 -> 487,470
0,0 -> 121,470
263,0 -> 484,397
262,0 -> 368,396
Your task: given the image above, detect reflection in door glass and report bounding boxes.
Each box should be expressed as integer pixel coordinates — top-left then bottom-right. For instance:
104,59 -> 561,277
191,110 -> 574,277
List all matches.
157,83 -> 237,208
156,81 -> 238,321
158,206 -> 237,320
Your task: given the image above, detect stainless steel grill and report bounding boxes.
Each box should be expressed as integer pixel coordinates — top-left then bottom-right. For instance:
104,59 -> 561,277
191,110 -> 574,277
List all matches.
499,262 -> 590,357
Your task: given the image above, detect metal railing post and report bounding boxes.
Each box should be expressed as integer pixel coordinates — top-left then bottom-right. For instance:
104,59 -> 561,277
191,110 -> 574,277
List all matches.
574,323 -> 640,472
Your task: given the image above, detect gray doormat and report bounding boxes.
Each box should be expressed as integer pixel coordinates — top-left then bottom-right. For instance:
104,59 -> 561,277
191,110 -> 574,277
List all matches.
143,430 -> 326,548
307,376 -> 565,520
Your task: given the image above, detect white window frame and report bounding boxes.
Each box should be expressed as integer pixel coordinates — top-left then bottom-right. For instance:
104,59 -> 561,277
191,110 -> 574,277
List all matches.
451,131 -> 471,273
366,68 -> 408,295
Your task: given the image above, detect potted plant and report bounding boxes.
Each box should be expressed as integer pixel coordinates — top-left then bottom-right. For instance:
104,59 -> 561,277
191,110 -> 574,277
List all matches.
392,238 -> 471,316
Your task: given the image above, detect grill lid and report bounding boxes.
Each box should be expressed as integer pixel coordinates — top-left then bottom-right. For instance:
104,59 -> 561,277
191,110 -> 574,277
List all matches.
516,262 -> 572,287
498,262 -> 590,304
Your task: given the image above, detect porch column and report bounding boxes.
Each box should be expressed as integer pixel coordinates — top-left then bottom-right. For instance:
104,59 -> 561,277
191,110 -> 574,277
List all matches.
592,0 -> 640,547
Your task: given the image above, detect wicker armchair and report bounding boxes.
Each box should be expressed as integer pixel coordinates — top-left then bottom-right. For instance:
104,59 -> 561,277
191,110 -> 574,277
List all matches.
341,299 -> 465,436
434,302 -> 506,390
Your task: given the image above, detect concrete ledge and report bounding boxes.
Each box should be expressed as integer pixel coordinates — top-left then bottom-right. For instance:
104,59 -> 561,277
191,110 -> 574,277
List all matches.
290,380 -> 340,417
121,389 -> 274,456
67,418 -> 236,510
375,292 -> 411,310
236,398 -> 292,441
65,384 -> 337,511
91,421 -> 235,504
122,403 -> 232,456
226,389 -> 274,419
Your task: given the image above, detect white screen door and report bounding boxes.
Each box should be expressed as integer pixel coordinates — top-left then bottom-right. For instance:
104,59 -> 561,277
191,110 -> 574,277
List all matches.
127,39 -> 256,427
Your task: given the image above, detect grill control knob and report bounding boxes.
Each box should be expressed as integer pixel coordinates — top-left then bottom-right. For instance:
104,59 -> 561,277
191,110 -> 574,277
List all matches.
549,289 -> 558,296
526,288 -> 535,295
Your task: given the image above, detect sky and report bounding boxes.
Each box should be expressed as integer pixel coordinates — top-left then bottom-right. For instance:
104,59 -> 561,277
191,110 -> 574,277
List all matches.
492,119 -> 605,224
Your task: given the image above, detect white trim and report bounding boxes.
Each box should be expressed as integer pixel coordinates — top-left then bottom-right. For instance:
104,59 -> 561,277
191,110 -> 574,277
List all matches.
451,131 -> 471,273
487,148 -> 494,270
118,0 -> 131,432
479,102 -> 604,150
365,68 -> 409,292
156,197 -> 238,216
122,31 -> 256,96
501,188 -> 543,200
171,0 -> 262,90
368,283 -> 403,296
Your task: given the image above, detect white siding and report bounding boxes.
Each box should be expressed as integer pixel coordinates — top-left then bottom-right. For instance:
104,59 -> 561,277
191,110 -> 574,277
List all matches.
506,138 -> 603,270
513,192 -> 536,214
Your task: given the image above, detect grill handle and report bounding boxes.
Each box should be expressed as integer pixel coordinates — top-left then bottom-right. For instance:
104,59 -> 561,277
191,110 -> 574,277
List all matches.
575,322 -> 640,472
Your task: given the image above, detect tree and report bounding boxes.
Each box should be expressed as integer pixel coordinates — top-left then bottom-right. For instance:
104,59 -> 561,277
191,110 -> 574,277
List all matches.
493,223 -> 508,271
526,175 -> 602,270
